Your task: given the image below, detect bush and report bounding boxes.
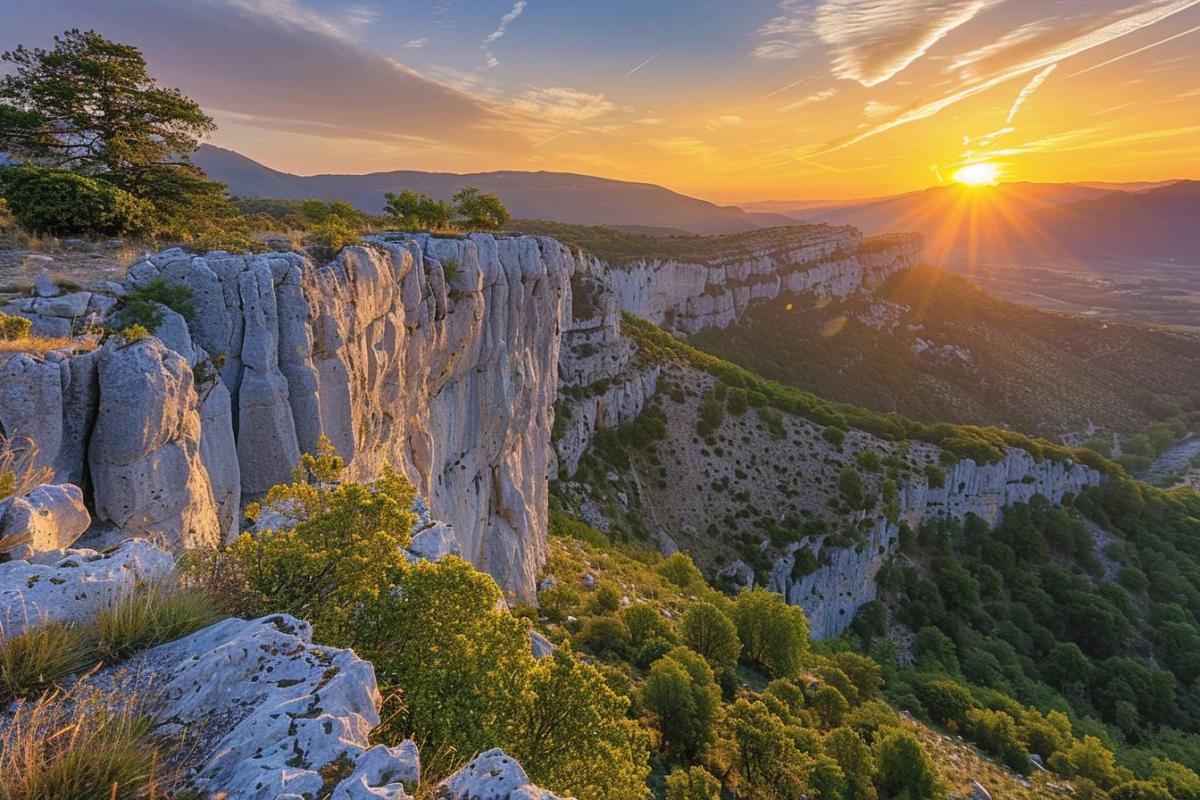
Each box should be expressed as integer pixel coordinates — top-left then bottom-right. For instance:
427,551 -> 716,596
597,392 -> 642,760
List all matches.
914,678 -> 975,727
304,215 -> 361,263
0,164 -> 149,236
0,312 -> 32,341
872,727 -> 944,799
681,602 -> 741,669
453,186 -> 510,230
664,766 -> 721,800
112,277 -> 194,331
732,588 -> 810,677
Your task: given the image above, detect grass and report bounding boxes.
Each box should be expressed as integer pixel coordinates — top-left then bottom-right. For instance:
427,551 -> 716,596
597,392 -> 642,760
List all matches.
0,622 -> 95,703
95,584 -> 221,663
0,335 -> 93,355
0,684 -> 177,800
0,582 -> 221,703
0,434 -> 51,506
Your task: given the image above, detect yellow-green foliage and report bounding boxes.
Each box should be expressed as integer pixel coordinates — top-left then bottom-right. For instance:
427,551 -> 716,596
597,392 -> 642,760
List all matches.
203,443 -> 650,800
213,437 -> 416,645
0,312 -> 32,342
118,323 -> 151,344
623,313 -> 1121,474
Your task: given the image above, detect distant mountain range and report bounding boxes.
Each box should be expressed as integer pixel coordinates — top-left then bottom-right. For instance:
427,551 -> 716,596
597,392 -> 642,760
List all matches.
776,180 -> 1200,266
193,145 -> 795,235
193,145 -> 1199,265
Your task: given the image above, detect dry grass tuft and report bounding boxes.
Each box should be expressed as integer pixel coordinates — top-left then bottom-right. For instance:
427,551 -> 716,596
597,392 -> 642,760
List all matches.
0,335 -> 98,356
0,622 -> 96,703
0,434 -> 52,505
0,683 -> 178,800
94,583 -> 221,664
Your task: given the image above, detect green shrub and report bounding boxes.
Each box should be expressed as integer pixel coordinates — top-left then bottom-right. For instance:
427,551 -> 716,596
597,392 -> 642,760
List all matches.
873,727 -> 945,799
113,278 -> 194,331
732,588 -> 810,677
681,602 -> 741,669
0,312 -> 32,341
304,216 -> 361,263
0,165 -> 149,236
118,324 -> 151,345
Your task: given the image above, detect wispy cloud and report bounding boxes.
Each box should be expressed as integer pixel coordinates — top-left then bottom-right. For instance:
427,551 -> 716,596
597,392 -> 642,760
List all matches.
817,0 -> 1200,153
863,100 -> 898,118
1066,21 -> 1200,77
626,52 -> 660,76
483,0 -> 527,68
510,86 -> 614,122
1005,63 -> 1055,124
779,88 -> 837,112
754,0 -> 1003,86
401,37 -> 428,49
707,115 -> 745,131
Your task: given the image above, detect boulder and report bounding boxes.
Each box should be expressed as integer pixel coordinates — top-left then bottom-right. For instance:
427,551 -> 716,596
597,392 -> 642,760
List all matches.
0,539 -> 174,634
438,749 -> 571,800
530,630 -> 557,659
88,339 -> 222,549
0,483 -> 90,560
130,614 -> 420,800
32,291 -> 91,318
407,522 -> 462,562
0,353 -> 64,470
34,273 -> 59,297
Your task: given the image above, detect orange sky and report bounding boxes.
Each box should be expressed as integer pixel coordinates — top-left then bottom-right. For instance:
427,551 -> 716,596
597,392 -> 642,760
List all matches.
9,0 -> 1200,202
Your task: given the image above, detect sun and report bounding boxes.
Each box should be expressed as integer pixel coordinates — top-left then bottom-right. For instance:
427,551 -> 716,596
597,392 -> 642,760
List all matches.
953,162 -> 1000,186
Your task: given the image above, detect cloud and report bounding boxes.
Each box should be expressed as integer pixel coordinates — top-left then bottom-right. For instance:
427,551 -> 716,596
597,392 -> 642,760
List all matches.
863,100 -> 898,118
509,86 -> 615,122
779,88 -> 838,112
816,0 -> 1200,153
483,0 -> 527,68
815,0 -> 1003,86
402,38 -> 428,49
706,115 -> 745,130
1005,63 -> 1055,124
947,19 -> 1055,74
0,0 -> 513,155
754,0 -> 1003,86
642,137 -> 717,157
1066,20 -> 1200,77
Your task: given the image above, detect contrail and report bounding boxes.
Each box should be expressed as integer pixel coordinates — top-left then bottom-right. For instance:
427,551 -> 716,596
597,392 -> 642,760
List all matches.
1007,64 -> 1056,124
1067,22 -> 1200,78
626,53 -> 660,75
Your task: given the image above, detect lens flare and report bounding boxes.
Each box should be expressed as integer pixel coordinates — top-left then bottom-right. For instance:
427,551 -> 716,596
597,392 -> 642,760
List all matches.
953,163 -> 1000,186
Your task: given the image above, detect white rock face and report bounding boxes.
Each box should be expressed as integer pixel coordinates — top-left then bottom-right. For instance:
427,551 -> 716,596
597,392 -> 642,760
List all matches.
0,539 -> 174,634
438,749 -> 572,800
769,449 -> 1102,638
129,614 -> 419,800
0,482 -> 90,560
88,338 -> 222,549
553,230 -> 922,479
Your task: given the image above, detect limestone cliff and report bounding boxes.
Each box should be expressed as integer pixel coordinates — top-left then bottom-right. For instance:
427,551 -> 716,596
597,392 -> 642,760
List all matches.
0,234 -> 572,599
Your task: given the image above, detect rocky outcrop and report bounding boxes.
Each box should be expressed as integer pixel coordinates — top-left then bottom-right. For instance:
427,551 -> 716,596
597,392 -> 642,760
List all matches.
1,234 -> 573,600
769,449 -> 1101,638
438,749 -> 571,800
553,229 -> 922,478
573,228 -> 921,335
0,539 -> 174,634
122,613 -> 420,800
0,482 -> 90,560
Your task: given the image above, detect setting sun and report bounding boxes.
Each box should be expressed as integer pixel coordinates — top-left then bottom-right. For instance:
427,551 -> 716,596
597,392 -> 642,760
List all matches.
953,163 -> 1001,186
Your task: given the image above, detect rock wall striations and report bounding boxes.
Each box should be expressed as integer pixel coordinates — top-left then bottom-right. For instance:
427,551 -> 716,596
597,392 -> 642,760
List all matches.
1,234 -> 572,599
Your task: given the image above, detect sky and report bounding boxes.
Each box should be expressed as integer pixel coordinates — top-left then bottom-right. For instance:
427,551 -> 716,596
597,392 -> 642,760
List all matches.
3,0 -> 1200,202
